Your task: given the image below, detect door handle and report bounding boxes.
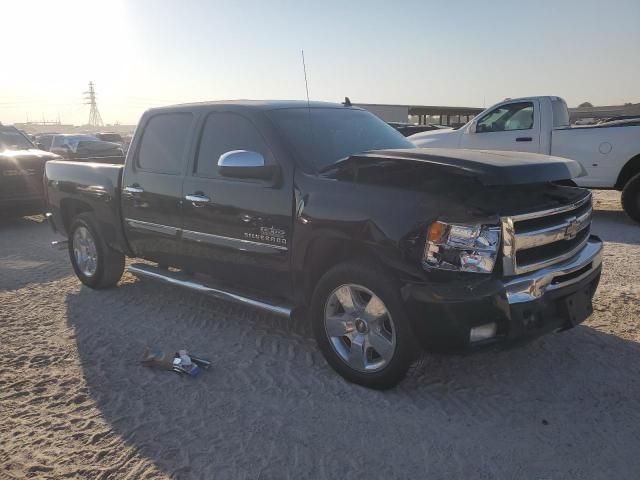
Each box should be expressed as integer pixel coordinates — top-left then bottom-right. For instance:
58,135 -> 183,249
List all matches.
185,193 -> 211,205
516,137 -> 533,142
123,185 -> 144,194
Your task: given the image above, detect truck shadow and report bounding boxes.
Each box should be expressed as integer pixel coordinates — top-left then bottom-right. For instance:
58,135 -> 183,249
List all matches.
65,277 -> 640,478
591,209 -> 639,245
0,215 -> 71,290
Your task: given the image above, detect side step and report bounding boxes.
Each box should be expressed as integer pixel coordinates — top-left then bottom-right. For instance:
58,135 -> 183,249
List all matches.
127,263 -> 292,318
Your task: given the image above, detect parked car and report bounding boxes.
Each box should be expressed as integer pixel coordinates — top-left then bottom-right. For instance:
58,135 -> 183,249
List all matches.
94,132 -> 125,147
42,134 -> 125,163
34,133 -> 57,151
45,100 -> 602,389
387,122 -> 449,137
409,96 -> 640,222
0,124 -> 60,216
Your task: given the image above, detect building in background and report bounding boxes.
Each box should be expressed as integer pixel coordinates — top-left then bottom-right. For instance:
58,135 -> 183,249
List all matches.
569,103 -> 640,124
355,103 -> 484,127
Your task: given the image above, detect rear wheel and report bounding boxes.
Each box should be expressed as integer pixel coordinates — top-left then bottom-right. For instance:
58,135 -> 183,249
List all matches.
621,172 -> 640,223
68,213 -> 125,288
311,262 -> 419,389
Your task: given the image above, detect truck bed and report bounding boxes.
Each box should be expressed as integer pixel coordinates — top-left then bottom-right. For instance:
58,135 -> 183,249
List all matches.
45,160 -> 129,253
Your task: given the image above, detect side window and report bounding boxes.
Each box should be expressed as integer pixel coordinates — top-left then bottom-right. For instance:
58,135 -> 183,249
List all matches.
476,102 -> 534,133
195,112 -> 272,178
137,113 -> 193,174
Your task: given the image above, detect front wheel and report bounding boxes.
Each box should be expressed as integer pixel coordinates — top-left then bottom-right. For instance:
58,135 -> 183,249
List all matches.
311,262 -> 419,389
621,172 -> 640,223
68,213 -> 125,288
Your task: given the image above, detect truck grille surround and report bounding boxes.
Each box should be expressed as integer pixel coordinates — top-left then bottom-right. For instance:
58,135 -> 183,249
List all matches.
501,193 -> 593,276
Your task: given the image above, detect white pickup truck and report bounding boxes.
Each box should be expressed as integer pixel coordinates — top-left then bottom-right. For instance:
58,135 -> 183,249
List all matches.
410,96 -> 640,222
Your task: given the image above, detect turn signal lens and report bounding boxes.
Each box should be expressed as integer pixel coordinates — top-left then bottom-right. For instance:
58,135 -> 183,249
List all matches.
427,221 -> 447,243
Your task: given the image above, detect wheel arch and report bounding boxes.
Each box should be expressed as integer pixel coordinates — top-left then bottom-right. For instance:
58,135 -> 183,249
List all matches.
615,153 -> 640,190
297,234 -> 379,305
60,198 -> 93,235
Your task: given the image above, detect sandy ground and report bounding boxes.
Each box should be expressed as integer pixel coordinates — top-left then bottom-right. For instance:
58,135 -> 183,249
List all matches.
1,190 -> 639,479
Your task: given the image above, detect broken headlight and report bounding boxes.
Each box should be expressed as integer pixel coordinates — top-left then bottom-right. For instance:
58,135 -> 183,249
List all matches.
423,221 -> 501,274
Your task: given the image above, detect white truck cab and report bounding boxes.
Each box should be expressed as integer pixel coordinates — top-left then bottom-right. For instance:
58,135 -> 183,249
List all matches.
410,96 -> 640,221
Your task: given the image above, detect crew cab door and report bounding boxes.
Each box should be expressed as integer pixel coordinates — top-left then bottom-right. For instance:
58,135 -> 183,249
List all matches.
121,112 -> 195,262
461,100 -> 541,153
180,111 -> 293,299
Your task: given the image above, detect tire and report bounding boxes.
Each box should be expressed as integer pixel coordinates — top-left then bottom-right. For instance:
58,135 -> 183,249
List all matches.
311,261 -> 420,389
621,172 -> 640,223
68,213 -> 125,289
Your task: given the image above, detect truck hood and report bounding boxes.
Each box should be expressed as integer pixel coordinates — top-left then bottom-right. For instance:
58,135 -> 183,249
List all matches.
408,128 -> 459,147
328,148 -> 586,186
0,148 -> 61,162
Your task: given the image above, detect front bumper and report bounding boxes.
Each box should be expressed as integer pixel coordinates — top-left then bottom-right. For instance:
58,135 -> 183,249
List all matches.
405,235 -> 603,350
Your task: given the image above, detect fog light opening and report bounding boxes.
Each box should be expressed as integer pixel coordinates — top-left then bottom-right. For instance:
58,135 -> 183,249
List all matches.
470,322 -> 498,343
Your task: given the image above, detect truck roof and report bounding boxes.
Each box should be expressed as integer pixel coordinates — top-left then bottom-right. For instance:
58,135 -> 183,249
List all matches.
147,99 -> 363,113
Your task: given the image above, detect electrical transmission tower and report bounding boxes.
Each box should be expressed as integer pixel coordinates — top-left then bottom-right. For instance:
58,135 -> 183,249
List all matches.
84,81 -> 104,127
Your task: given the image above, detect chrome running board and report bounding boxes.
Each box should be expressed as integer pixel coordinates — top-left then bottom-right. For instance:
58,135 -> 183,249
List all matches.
127,263 -> 292,318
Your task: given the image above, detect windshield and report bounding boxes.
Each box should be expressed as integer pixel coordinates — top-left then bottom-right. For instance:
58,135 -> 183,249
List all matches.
52,135 -> 98,149
267,107 -> 413,171
0,127 -> 34,151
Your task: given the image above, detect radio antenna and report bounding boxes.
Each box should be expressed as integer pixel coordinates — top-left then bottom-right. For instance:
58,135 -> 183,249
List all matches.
301,49 -> 311,107
301,49 -> 315,145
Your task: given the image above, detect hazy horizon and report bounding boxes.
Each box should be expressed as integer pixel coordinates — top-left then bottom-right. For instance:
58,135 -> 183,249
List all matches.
1,0 -> 638,126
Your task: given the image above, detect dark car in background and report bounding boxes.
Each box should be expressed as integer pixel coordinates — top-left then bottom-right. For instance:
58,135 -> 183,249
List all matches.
94,132 -> 125,146
42,134 -> 125,163
0,124 -> 60,216
388,122 -> 450,137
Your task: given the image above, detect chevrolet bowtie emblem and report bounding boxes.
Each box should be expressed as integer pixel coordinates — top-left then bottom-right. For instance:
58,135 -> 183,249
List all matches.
564,217 -> 580,240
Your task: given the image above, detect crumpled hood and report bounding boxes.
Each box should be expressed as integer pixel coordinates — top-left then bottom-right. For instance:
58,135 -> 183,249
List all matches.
331,148 -> 586,186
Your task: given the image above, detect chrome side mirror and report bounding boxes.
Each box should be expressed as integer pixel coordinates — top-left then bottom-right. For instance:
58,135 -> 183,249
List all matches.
217,150 -> 275,179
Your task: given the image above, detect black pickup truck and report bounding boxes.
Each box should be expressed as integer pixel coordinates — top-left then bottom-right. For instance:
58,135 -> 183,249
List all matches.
45,101 -> 603,389
0,125 -> 60,216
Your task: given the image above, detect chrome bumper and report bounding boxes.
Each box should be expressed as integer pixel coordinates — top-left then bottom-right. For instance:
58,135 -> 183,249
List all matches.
504,235 -> 602,305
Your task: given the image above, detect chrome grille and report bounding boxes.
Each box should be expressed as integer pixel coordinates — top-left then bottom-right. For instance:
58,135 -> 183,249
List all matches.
501,193 -> 592,275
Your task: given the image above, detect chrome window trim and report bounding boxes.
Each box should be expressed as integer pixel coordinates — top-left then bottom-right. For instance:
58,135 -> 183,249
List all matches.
125,218 -> 180,236
124,219 -> 288,252
182,229 -> 288,252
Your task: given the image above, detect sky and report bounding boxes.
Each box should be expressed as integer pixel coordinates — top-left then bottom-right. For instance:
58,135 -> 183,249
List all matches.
1,0 -> 639,125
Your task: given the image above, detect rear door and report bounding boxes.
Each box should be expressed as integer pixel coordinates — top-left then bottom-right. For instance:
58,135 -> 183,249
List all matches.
121,111 -> 195,263
180,110 -> 293,298
461,100 -> 541,153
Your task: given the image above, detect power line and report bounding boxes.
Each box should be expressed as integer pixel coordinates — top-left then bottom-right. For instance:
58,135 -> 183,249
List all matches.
83,81 -> 104,127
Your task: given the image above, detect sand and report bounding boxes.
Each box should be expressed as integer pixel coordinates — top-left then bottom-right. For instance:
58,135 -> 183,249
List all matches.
1,190 -> 639,479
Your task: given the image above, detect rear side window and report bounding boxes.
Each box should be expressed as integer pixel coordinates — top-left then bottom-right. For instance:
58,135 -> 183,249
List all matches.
137,113 -> 193,174
552,98 -> 570,128
195,112 -> 272,178
476,102 -> 534,132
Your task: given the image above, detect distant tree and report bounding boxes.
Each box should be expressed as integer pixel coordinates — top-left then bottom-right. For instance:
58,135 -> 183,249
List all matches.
578,102 -> 593,108
624,102 -> 633,106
